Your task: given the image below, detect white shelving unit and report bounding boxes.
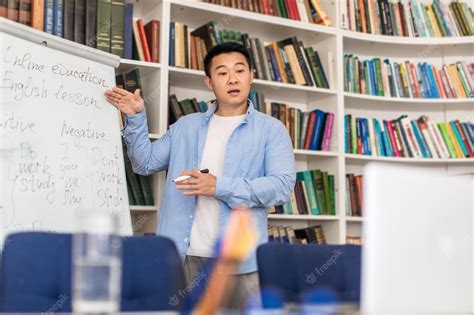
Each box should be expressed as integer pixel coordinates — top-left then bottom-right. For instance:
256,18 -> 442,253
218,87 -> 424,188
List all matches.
115,0 -> 473,240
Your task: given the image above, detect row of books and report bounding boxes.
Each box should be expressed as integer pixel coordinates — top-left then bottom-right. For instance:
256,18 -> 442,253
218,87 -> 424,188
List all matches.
344,114 -> 474,159
130,18 -> 160,63
268,224 -> 327,244
168,92 -> 335,152
248,90 -> 267,113
269,169 -> 336,216
122,142 -> 155,206
346,173 -> 363,217
168,94 -> 210,125
170,21 -> 331,88
169,92 -> 267,124
1,0 -> 160,61
115,68 -> 142,96
115,68 -> 144,130
344,55 -> 474,99
269,105 -> 335,151
168,93 -> 266,125
203,0 -> 332,26
341,0 -> 474,37
346,236 -> 362,245
115,69 -> 153,206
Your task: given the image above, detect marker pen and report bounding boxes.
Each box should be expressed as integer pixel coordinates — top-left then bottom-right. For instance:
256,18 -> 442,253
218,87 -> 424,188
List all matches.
172,169 -> 209,183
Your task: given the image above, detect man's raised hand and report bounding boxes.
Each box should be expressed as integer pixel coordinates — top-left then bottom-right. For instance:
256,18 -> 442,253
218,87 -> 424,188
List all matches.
104,87 -> 145,115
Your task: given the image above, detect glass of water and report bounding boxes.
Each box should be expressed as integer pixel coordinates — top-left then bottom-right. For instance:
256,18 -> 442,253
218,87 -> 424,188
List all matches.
72,210 -> 122,313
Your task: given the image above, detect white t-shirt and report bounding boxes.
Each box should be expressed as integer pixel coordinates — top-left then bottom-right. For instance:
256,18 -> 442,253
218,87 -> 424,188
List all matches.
187,113 -> 246,257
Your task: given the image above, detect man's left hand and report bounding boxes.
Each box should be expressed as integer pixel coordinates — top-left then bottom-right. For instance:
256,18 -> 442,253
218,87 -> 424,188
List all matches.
175,169 -> 216,197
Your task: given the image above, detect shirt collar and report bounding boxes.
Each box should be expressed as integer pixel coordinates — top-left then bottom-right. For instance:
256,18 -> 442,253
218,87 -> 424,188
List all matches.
202,98 -> 256,126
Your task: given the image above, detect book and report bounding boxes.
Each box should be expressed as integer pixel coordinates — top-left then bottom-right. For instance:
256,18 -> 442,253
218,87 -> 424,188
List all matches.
96,0 -> 112,52
30,0 -> 43,30
122,141 -> 145,205
136,19 -> 151,62
144,19 -> 160,63
347,173 -> 363,216
110,0 -> 125,57
137,174 -> 154,206
85,0 -> 97,47
43,0 -> 53,33
73,0 -> 85,44
0,0 -> 7,18
123,3 -> 133,59
18,0 -> 30,25
52,0 -> 63,37
63,0 -> 74,41
7,0 -> 19,21
132,19 -> 145,61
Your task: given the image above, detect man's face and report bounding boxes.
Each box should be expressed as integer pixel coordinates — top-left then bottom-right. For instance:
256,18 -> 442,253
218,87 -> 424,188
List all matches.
204,52 -> 253,107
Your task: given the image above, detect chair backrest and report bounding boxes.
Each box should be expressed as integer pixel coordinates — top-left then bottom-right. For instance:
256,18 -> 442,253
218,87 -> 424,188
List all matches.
120,235 -> 185,311
0,232 -> 72,312
256,243 -> 361,307
0,232 -> 186,312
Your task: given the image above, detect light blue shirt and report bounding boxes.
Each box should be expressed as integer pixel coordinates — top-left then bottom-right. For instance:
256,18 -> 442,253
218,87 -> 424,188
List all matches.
123,100 -> 296,273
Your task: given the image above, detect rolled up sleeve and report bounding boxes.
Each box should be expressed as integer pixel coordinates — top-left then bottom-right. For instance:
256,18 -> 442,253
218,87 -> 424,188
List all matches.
123,110 -> 172,175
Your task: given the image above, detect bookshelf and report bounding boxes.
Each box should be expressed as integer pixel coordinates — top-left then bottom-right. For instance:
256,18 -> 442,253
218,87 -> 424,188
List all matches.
123,0 -> 473,240
7,0 -> 471,240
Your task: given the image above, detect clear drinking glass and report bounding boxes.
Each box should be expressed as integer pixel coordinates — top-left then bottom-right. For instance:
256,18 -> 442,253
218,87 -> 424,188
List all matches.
72,210 -> 122,313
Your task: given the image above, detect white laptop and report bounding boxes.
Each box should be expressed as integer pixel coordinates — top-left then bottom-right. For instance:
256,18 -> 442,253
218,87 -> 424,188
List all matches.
361,162 -> 473,314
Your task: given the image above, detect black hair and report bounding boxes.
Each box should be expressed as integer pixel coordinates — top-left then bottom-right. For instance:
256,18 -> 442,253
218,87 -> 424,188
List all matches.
204,42 -> 253,77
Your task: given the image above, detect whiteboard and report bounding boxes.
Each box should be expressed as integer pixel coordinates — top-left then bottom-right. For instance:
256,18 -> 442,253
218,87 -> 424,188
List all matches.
0,21 -> 132,245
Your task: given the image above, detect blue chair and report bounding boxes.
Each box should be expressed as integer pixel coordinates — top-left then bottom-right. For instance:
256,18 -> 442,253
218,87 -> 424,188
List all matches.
256,243 -> 361,307
0,232 -> 186,312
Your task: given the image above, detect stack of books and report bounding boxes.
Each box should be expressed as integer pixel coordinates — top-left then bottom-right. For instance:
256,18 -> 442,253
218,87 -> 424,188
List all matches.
345,173 -> 363,217
344,114 -> 474,159
203,0 -> 332,26
269,169 -> 336,216
170,21 -> 331,88
268,224 -> 326,244
344,55 -> 474,99
341,0 -> 474,37
1,1 -> 160,60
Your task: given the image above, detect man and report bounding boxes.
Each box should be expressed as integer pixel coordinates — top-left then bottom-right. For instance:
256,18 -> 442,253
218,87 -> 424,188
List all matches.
104,42 -> 295,308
